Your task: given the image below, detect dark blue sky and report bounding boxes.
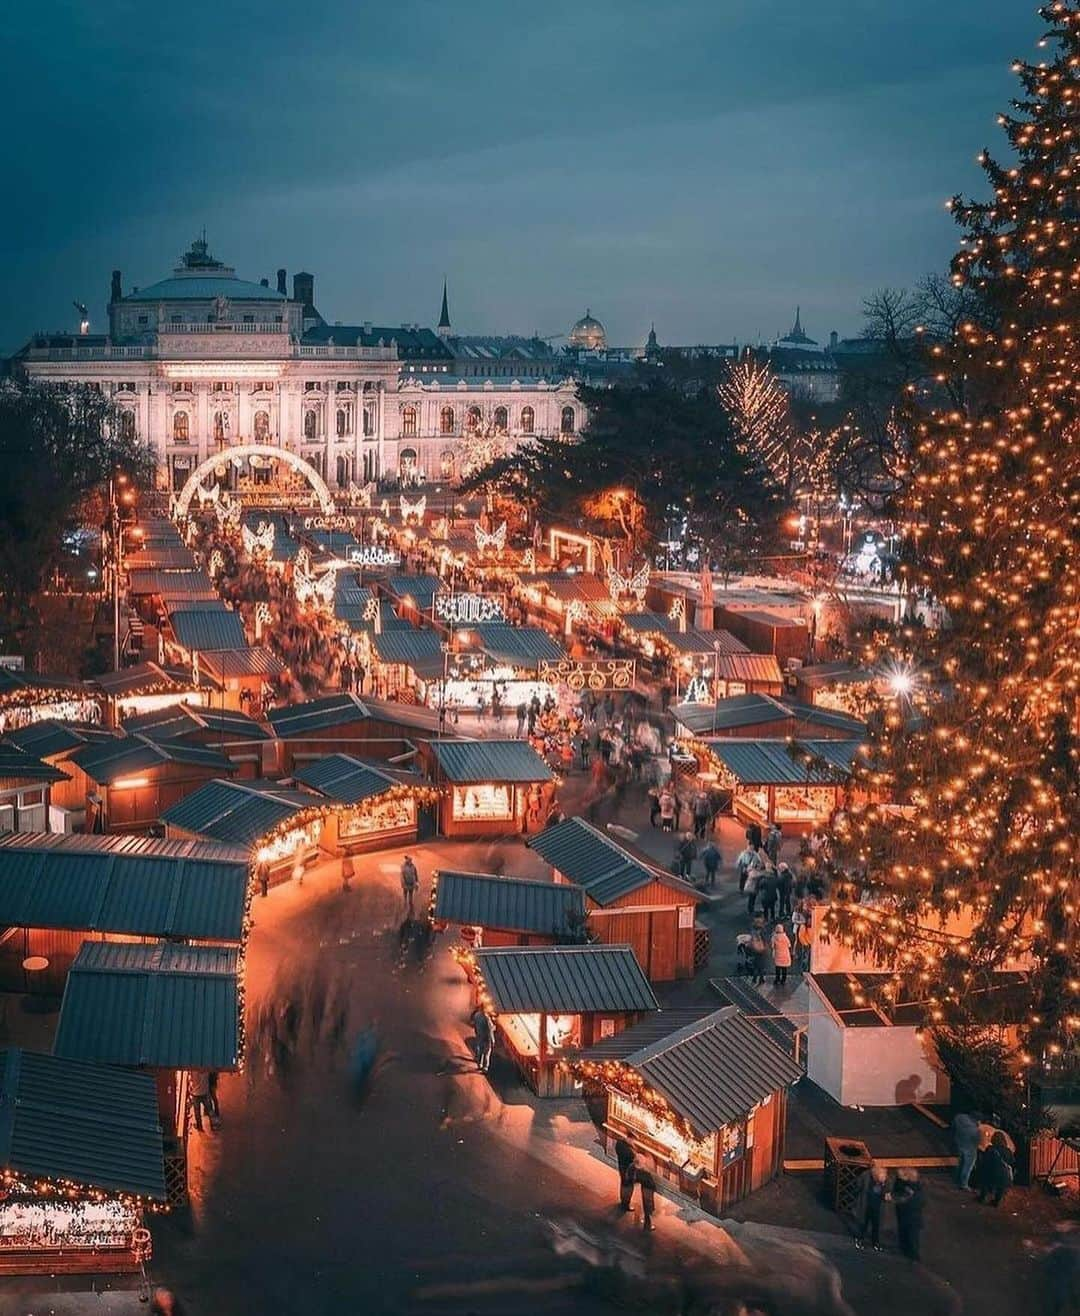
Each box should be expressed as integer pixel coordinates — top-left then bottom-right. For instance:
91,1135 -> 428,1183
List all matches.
4,0 -> 1037,352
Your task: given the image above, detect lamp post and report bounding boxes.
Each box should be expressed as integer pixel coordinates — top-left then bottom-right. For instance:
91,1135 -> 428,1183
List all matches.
438,628 -> 472,738
108,475 -> 139,672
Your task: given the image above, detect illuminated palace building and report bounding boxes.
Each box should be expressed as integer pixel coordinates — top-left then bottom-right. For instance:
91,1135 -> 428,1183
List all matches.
14,237 -> 613,494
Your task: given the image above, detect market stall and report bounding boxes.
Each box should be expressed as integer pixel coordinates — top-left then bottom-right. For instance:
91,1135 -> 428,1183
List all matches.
570,1006 -> 802,1215
292,753 -> 438,852
713,653 -> 784,699
194,646 -> 286,716
425,739 -> 555,838
266,692 -> 420,773
0,668 -> 102,737
0,745 -> 65,835
671,693 -> 866,743
457,944 -> 659,1096
0,1049 -> 166,1275
93,662 -> 206,726
430,870 -> 588,947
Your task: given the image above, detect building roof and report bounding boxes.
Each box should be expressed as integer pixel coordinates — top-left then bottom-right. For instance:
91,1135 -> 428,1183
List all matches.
122,703 -> 270,743
0,744 -> 66,783
581,1006 -> 803,1135
161,778 -> 317,847
370,629 -> 445,676
783,702 -> 867,737
122,275 -> 287,303
663,629 -> 750,656
470,624 -> 565,667
472,945 -> 658,1015
267,693 -> 371,738
126,569 -> 216,598
70,734 -> 234,785
707,738 -> 863,785
198,646 -> 286,680
92,663 -> 198,698
715,653 -> 783,685
531,574 -> 612,603
168,607 -> 248,653
0,831 -> 248,942
430,739 -> 553,784
6,720 -> 116,759
808,971 -> 1030,1030
0,669 -> 88,697
124,545 -> 198,571
674,693 -> 793,735
0,1049 -> 166,1201
55,942 -> 241,1071
529,817 -> 673,905
794,662 -> 876,689
292,754 -> 413,805
620,612 -> 676,636
434,870 -> 586,936
302,322 -> 453,360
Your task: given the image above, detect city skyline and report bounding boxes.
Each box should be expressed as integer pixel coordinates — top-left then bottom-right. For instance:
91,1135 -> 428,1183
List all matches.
5,0 -> 1033,352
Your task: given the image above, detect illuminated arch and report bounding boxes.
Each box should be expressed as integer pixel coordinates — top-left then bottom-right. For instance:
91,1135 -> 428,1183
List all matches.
174,445 -> 335,517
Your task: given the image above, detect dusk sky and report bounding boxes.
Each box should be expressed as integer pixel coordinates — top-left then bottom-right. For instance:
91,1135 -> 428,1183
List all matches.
5,0 -> 1037,353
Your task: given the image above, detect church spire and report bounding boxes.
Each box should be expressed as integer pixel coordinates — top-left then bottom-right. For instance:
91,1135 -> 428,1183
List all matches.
792,305 -> 803,337
437,278 -> 451,337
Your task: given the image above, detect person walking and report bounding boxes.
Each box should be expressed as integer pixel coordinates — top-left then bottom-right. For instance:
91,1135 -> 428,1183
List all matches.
771,924 -> 792,987
659,788 -> 677,833
400,855 -> 419,915
736,844 -> 756,893
636,1167 -> 657,1232
744,864 -> 760,918
677,832 -> 697,880
341,854 -> 355,892
692,791 -> 710,840
758,866 -> 779,923
615,1136 -> 637,1212
765,821 -> 782,866
472,1006 -> 495,1073
978,1132 -> 1015,1207
777,862 -> 794,919
891,1168 -> 925,1261
748,923 -> 768,987
516,702 -> 527,738
952,1110 -> 980,1190
189,1070 -> 213,1133
701,840 -> 721,889
853,1163 -> 888,1251
206,1071 -> 220,1121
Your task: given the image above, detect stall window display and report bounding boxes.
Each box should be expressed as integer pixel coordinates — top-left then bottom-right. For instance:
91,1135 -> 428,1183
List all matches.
339,796 -> 416,839
772,785 -> 836,824
256,818 -> 322,865
608,1090 -> 718,1170
0,697 -> 102,736
0,1193 -> 139,1252
452,784 -> 514,822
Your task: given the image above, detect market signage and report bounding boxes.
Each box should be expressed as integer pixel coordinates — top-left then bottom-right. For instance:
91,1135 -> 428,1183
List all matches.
538,658 -> 636,692
346,545 -> 401,566
433,593 -> 506,625
304,514 -> 356,532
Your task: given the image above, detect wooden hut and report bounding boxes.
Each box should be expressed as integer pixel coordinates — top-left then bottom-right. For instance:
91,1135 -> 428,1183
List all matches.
459,944 -> 658,1097
715,608 -> 808,664
6,720 -> 122,825
122,703 -> 271,777
193,647 -> 286,715
93,662 -> 206,726
425,739 -> 554,838
0,745 -> 65,834
292,753 -> 435,851
672,694 -> 866,743
787,661 -> 878,717
529,818 -> 702,981
693,738 -> 861,832
266,693 -> 418,774
431,870 -> 587,948
571,1005 -> 803,1214
0,668 -> 102,737
713,653 -> 784,699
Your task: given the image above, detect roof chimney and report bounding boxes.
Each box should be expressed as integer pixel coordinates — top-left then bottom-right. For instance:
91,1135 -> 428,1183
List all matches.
829,330 -> 838,351
276,268 -> 287,296
110,270 -> 122,304
293,271 -> 315,313
260,277 -> 269,287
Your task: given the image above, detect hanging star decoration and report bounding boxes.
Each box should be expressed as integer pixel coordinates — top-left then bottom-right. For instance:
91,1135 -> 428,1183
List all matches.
607,564 -> 650,603
474,521 -> 507,556
400,494 -> 427,525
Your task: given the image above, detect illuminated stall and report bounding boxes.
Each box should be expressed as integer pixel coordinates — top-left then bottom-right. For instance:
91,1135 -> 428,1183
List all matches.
93,662 -> 206,725
426,739 -> 554,838
713,653 -> 784,699
197,647 -> 286,716
0,745 -> 64,835
0,668 -> 102,737
788,662 -> 880,719
458,944 -> 659,1096
6,720 -> 123,826
425,624 -> 565,714
671,694 -> 866,743
266,693 -> 420,773
293,753 -> 438,853
122,703 -> 271,777
569,1006 -> 802,1214
0,1049 -> 166,1275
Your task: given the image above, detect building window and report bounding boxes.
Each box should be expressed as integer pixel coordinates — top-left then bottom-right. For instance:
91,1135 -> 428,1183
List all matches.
520,405 -> 535,434
118,410 -> 136,442
336,455 -> 350,488
305,381 -> 320,393
274,315 -> 284,323
401,406 -> 418,438
116,382 -> 136,393
493,406 -> 508,432
465,405 -> 482,434
561,406 -> 576,435
173,411 -> 189,443
363,404 -> 375,438
213,411 -> 229,443
439,406 -> 455,435
303,409 -> 318,440
172,382 -> 189,394
253,410 -> 270,442
336,381 -> 354,393
212,382 -> 233,393
336,407 -> 350,438
243,314 -> 254,323
137,316 -> 149,327
440,450 -> 455,479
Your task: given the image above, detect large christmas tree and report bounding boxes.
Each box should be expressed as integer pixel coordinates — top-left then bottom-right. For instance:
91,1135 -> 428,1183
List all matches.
823,4 -> 1080,1092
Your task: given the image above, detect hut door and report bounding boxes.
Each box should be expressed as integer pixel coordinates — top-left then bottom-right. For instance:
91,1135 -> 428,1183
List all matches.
748,1096 -> 781,1192
647,909 -> 678,982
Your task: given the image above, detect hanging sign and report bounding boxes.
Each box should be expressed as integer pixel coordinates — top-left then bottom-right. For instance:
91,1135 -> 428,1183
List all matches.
303,514 -> 356,532
434,593 -> 506,625
346,545 -> 400,567
538,658 -> 636,692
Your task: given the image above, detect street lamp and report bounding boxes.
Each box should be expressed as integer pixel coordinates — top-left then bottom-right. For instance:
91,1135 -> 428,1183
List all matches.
438,628 -> 472,737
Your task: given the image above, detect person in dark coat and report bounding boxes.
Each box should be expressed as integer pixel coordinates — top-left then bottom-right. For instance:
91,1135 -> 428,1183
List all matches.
978,1132 -> 1015,1207
615,1137 -> 637,1211
636,1167 -> 656,1231
891,1168 -> 925,1260
853,1163 -> 888,1250
701,841 -> 721,889
758,867 -> 779,922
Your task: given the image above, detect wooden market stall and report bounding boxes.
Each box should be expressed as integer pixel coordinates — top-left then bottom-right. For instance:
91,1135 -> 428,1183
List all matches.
122,703 -> 271,777
787,662 -> 878,717
6,720 -> 122,826
0,831 -> 249,996
459,944 -> 659,1096
713,653 -> 784,699
714,607 -> 809,664
0,745 -> 65,835
570,1006 -> 803,1215
367,629 -> 446,702
671,694 -> 866,743
0,1049 -> 166,1275
528,818 -> 702,981
425,739 -> 555,838
266,693 -> 418,774
197,647 -> 287,716
431,870 -> 588,948
93,662 -> 206,727
0,668 -> 102,737
292,753 -> 435,852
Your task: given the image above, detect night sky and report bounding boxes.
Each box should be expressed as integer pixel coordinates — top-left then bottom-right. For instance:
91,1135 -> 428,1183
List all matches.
4,0 -> 1038,352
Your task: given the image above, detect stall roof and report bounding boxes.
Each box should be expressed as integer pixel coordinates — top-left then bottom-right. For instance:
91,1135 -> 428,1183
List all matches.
430,739 -> 553,784
385,575 -> 443,608
92,662 -> 198,698
0,668 -> 88,697
0,1049 -> 166,1201
124,545 -> 197,571
794,662 -> 876,689
0,831 -> 249,942
126,569 -> 216,598
71,734 -> 234,785
708,738 -> 863,785
528,817 -> 696,906
715,653 -> 783,684
370,629 -> 445,675
620,612 -> 676,635
469,624 -> 565,666
530,574 -> 611,603
168,607 -> 248,653
580,1006 -> 802,1135
674,693 -> 793,735
472,944 -> 658,1015
123,704 -> 270,743
809,971 -> 1030,1029
6,720 -> 116,759
55,942 -> 241,1071
434,870 -> 586,937
664,629 -> 750,656
267,693 -> 372,738
199,646 -> 286,680
161,778 -> 317,847
0,745 -> 66,782
292,754 -> 415,805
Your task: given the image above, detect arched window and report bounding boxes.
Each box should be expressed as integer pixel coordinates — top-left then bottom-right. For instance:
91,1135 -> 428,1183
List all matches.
561,406 -> 576,435
493,406 -> 508,432
402,406 -> 418,437
172,410 -> 189,443
465,405 -> 482,434
363,404 -> 375,437
439,406 -> 455,435
336,407 -> 348,438
119,409 -> 136,442
303,409 -> 318,440
440,450 -> 455,479
253,410 -> 269,441
213,410 -> 229,443
520,405 -> 535,434
336,455 -> 351,488
399,448 -> 418,479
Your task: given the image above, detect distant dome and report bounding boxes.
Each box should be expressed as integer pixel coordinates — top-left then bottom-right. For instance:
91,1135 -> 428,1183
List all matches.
569,308 -> 607,350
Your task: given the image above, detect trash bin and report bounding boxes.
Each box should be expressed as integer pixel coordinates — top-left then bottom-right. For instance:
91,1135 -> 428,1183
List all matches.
824,1136 -> 872,1214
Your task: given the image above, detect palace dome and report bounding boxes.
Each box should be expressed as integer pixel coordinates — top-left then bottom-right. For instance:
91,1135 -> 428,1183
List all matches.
568,308 -> 607,350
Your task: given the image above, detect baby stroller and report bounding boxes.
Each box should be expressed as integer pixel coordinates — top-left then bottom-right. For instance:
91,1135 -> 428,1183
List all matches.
735,933 -> 754,976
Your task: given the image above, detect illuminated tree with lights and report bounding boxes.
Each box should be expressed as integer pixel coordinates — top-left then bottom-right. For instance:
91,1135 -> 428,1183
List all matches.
717,357 -> 802,496
822,3 -> 1080,1111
